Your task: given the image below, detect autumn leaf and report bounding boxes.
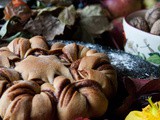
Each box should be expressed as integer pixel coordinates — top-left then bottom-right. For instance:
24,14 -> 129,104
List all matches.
58,5 -> 76,26
79,4 -> 107,17
79,4 -> 112,34
24,13 -> 65,40
80,16 -> 112,34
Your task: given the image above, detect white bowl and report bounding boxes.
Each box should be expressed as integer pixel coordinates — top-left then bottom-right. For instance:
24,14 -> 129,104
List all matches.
123,10 -> 160,66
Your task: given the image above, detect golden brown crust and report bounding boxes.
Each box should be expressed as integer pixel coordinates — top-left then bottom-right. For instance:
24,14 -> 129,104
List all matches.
7,37 -> 31,59
50,42 -> 65,51
15,55 -> 74,84
0,56 -> 10,68
24,48 -> 48,58
0,47 -> 20,61
0,68 -> 20,82
0,81 -> 56,120
29,36 -> 49,50
0,67 -> 21,97
70,56 -> 116,98
56,79 -> 108,120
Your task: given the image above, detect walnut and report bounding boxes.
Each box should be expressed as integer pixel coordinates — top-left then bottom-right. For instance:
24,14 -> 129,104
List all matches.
145,6 -> 160,28
150,19 -> 160,35
129,16 -> 149,32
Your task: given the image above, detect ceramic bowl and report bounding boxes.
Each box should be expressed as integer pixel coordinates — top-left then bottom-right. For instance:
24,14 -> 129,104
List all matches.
123,9 -> 160,66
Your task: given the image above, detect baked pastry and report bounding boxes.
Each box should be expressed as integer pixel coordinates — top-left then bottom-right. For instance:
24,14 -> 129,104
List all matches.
15,55 -> 74,84
0,36 -> 117,120
53,76 -> 108,120
0,80 -> 56,120
0,77 -> 108,120
0,47 -> 20,68
7,37 -> 31,59
50,42 -> 117,98
24,36 -> 49,57
0,67 -> 20,97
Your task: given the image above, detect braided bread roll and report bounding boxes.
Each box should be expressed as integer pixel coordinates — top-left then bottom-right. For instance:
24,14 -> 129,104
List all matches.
50,43 -> 117,98
53,76 -> 108,120
0,81 -> 57,120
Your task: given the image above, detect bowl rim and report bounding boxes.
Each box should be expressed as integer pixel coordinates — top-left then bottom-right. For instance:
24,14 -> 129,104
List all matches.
123,9 -> 160,38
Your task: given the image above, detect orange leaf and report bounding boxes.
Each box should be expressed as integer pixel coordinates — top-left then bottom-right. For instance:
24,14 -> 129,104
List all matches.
12,0 -> 26,7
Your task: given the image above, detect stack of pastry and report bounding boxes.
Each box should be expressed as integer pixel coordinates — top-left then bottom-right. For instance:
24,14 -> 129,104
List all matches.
0,36 -> 117,120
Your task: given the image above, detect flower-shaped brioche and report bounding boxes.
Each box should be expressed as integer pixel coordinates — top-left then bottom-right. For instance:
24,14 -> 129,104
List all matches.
71,56 -> 117,98
50,43 -> 117,98
0,80 -> 57,120
53,76 -> 108,120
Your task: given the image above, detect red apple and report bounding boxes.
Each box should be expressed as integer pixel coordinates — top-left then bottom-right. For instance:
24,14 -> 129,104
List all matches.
101,0 -> 142,19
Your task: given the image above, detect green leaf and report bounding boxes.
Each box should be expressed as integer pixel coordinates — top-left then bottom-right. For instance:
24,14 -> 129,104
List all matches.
3,32 -> 32,42
36,1 -> 46,9
58,5 -> 76,26
0,16 -> 22,38
158,45 -> 160,51
72,26 -> 95,43
149,52 -> 160,56
5,32 -> 22,42
0,20 -> 10,38
147,53 -> 160,64
80,16 -> 112,34
79,4 -> 107,17
78,4 -> 112,35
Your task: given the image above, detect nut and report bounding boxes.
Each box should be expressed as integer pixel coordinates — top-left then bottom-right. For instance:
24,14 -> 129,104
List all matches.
150,19 -> 160,35
129,16 -> 149,32
145,6 -> 160,28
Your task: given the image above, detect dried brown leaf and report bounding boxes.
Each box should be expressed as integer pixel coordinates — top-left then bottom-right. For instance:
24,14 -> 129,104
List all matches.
58,5 -> 76,26
24,13 -> 65,40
